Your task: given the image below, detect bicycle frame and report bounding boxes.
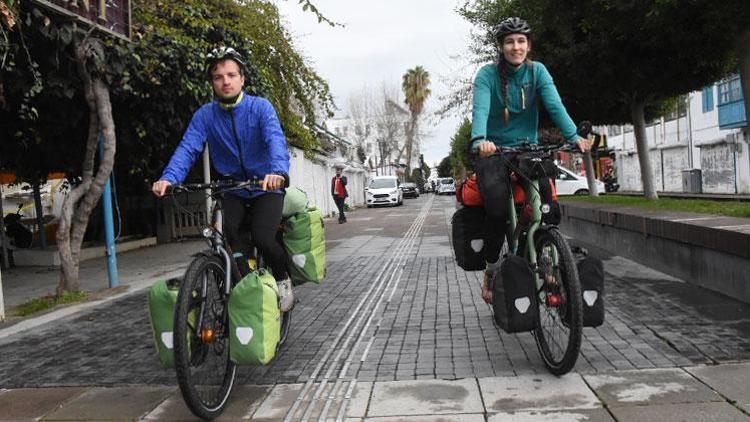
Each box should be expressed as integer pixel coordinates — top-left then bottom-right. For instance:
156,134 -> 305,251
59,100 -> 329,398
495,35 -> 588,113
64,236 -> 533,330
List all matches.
506,178 -> 559,296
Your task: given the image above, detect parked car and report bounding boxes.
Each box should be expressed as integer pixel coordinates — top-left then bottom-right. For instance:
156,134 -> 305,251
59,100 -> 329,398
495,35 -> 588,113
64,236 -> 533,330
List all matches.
555,166 -> 605,195
366,176 -> 403,207
400,182 -> 420,198
436,177 -> 456,195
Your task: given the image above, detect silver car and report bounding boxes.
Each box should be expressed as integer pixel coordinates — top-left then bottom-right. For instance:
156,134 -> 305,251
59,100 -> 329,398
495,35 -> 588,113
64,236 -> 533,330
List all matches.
436,178 -> 456,195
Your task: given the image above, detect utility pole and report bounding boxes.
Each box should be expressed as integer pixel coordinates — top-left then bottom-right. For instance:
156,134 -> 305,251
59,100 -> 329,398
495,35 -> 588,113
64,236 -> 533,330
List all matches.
98,135 -> 119,288
0,264 -> 4,322
203,145 -> 212,223
0,185 -> 9,269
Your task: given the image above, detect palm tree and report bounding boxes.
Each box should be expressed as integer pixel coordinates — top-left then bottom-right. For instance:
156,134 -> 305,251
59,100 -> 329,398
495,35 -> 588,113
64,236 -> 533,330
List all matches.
401,66 -> 431,176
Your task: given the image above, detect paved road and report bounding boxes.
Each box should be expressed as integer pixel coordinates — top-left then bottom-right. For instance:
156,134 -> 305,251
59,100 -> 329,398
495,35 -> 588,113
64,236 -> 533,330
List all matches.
1,194 -> 750,420
2,194 -> 750,388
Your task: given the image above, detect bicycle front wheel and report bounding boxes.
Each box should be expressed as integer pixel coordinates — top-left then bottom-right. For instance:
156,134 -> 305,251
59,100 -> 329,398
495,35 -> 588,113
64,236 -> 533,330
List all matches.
532,227 -> 583,375
174,254 -> 237,419
278,309 -> 292,350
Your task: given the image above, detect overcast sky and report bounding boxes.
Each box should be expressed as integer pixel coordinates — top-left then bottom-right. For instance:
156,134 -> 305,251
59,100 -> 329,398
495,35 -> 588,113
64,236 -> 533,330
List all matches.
275,0 -> 478,166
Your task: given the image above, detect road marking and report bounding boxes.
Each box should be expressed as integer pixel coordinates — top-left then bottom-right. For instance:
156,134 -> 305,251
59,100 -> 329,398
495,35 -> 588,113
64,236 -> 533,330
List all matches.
284,196 -> 434,421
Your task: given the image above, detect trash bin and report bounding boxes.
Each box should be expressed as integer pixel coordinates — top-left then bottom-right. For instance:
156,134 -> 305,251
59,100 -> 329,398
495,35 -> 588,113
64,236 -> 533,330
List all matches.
682,169 -> 702,194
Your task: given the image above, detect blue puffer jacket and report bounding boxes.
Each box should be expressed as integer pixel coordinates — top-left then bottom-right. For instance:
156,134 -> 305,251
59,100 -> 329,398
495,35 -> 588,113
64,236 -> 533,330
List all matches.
159,93 -> 290,198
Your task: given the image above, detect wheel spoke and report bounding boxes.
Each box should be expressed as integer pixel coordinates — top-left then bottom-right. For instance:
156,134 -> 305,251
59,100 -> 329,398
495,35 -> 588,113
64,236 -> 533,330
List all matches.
174,255 -> 236,418
533,228 -> 583,375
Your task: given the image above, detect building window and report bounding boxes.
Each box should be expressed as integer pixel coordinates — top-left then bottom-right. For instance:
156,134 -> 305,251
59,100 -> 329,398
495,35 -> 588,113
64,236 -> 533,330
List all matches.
718,74 -> 742,105
623,124 -> 633,133
664,95 -> 688,121
608,125 -> 622,136
702,85 -> 714,113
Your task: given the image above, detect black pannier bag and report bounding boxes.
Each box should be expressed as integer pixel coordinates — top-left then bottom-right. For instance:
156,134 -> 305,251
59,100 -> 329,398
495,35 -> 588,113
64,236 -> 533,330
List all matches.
577,255 -> 605,327
451,206 -> 486,271
517,153 -> 558,179
493,255 -> 538,333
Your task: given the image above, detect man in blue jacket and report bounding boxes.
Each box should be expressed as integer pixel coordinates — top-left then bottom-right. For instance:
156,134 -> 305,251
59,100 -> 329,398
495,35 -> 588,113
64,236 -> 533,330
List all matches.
152,47 -> 294,311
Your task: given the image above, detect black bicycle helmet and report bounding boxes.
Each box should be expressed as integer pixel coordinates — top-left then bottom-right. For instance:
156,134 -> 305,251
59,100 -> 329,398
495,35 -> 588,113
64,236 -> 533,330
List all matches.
206,46 -> 247,78
495,17 -> 532,41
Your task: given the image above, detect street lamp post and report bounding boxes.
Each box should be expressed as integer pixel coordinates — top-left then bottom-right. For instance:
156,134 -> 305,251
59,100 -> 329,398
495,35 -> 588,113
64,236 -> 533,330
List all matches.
0,265 -> 4,322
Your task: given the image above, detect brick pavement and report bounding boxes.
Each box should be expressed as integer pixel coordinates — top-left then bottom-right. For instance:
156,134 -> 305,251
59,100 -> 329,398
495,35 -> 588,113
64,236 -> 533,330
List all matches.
1,195 -> 750,391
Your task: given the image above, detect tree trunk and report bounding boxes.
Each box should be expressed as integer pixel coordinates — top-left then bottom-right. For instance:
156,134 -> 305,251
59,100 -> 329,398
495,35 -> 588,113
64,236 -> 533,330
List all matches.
739,30 -> 750,127
405,118 -> 416,176
57,38 -> 117,295
631,100 -> 659,200
583,151 -> 599,197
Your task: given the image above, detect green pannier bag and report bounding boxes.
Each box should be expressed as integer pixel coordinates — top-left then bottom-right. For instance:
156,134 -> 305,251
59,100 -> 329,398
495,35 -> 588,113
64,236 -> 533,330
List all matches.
282,187 -> 309,218
283,208 -> 326,284
229,269 -> 281,365
147,278 -> 180,368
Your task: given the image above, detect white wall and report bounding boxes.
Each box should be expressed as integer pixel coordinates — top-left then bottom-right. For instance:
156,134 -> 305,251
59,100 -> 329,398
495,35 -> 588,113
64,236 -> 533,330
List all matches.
662,147 -> 690,192
602,87 -> 749,194
288,146 -> 368,218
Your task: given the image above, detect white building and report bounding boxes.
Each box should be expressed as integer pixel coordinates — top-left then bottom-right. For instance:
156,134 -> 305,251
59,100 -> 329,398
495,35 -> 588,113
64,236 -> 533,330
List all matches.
325,113 -> 421,180
598,74 -> 749,194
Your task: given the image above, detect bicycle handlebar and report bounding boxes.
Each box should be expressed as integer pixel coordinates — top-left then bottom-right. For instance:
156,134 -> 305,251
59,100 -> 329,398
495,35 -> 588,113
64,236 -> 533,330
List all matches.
470,141 -> 578,160
169,178 -> 265,195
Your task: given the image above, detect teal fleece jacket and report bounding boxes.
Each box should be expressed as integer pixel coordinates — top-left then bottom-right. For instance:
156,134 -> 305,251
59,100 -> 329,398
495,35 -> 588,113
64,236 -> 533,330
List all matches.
470,61 -> 579,148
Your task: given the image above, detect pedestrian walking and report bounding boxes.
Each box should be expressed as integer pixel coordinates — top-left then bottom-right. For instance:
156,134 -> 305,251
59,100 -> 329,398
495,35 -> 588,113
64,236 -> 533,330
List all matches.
331,165 -> 348,224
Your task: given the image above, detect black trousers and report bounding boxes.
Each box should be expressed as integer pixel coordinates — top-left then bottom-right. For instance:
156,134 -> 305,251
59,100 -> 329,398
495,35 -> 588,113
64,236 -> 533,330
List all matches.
476,155 -> 512,264
222,193 -> 289,280
334,196 -> 346,222
476,154 -> 555,263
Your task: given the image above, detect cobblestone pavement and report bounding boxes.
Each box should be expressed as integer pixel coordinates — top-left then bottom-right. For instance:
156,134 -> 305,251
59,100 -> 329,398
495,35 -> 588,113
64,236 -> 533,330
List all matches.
1,194 -> 750,391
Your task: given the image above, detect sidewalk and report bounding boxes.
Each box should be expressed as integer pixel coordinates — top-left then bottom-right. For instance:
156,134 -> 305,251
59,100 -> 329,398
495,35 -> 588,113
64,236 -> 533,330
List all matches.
1,196 -> 750,420
0,238 -> 206,322
1,364 -> 748,420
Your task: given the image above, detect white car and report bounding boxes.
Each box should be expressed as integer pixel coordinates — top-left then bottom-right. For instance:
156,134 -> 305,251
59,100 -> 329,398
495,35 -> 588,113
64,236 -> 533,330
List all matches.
436,177 -> 456,195
555,166 -> 605,195
366,176 -> 403,207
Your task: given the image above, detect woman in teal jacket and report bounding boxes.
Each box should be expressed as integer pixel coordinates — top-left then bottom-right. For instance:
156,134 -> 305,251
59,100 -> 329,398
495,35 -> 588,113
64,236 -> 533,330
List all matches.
471,17 -> 590,303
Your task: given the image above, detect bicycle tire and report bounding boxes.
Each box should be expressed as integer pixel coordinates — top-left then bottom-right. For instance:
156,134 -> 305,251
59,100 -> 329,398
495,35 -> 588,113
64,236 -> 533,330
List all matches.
255,250 -> 292,351
278,309 -> 292,349
174,254 -> 237,420
532,227 -> 583,375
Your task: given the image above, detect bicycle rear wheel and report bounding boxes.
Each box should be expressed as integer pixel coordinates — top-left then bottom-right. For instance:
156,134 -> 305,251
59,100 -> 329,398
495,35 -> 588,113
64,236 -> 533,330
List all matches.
174,254 -> 237,419
532,227 -> 583,375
